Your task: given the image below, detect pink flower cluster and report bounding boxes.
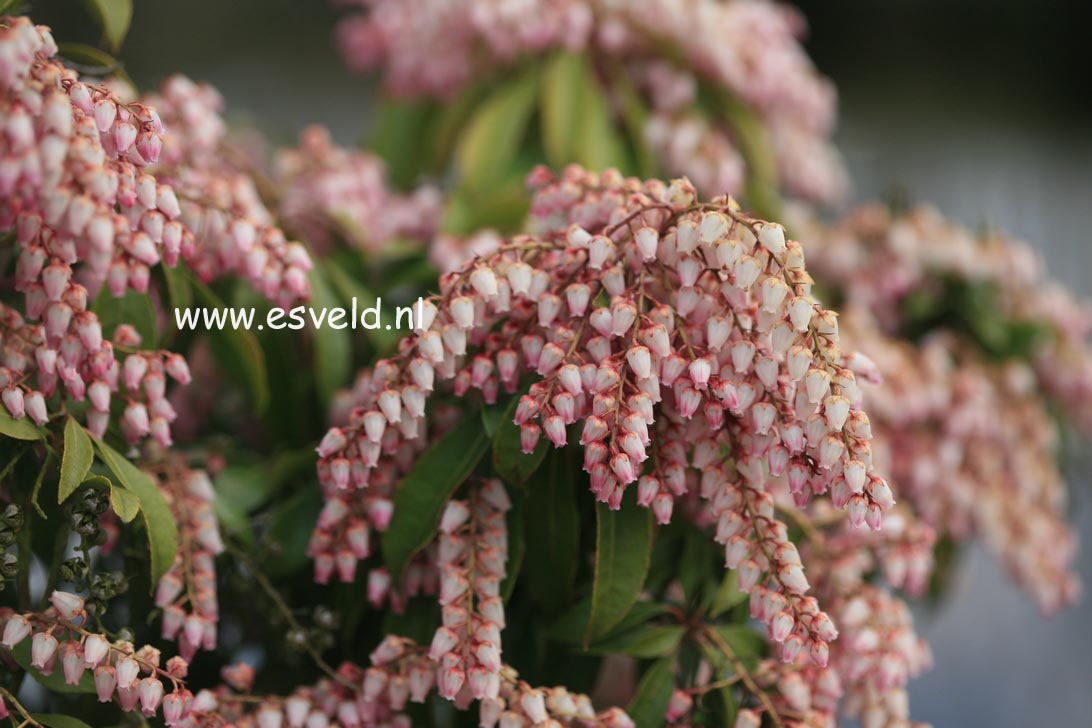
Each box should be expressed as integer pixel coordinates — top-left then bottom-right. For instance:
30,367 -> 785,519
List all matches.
275,125 -> 441,254
315,166 -> 895,675
154,463 -> 224,660
335,0 -> 847,203
0,18 -> 192,439
797,204 -> 1085,612
2,597 -> 195,725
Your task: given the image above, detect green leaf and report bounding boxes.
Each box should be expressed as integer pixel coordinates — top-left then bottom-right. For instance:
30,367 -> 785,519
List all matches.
492,390 -> 549,484
612,69 -> 658,178
58,417 -> 94,504
81,0 -> 132,52
0,407 -> 44,441
586,624 -> 685,658
500,488 -> 524,602
309,267 -> 352,407
711,570 -> 747,617
522,448 -> 580,614
382,416 -> 490,583
92,286 -> 156,349
714,91 -> 783,221
264,487 -> 323,577
161,264 -> 193,328
56,41 -> 121,70
190,277 -> 270,415
551,600 -> 670,646
711,625 -> 767,660
455,67 -> 539,194
7,641 -> 95,694
370,100 -> 437,189
585,490 -> 654,644
627,658 -> 676,728
573,61 -> 629,172
540,52 -> 585,168
33,715 -> 94,728
108,479 -> 141,523
94,439 -> 178,588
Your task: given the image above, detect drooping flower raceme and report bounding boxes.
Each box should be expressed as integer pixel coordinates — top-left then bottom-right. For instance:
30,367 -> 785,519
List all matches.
316,165 -> 894,670
796,203 -> 1085,612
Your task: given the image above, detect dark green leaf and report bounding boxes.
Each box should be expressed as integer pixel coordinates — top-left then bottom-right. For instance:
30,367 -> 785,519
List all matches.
500,488 -> 524,602
8,641 -> 95,694
627,658 -> 676,728
56,42 -> 119,70
190,278 -> 270,414
585,490 -> 654,644
382,416 -> 490,583
92,286 -> 156,349
574,60 -> 628,172
33,715 -> 94,728
323,260 -> 403,353
264,488 -> 323,577
0,407 -> 44,441
81,0 -> 132,52
309,267 -> 352,407
58,417 -> 94,504
586,624 -> 685,658
522,448 -> 579,614
94,439 -> 178,588
492,391 -> 549,484
551,600 -> 670,645
455,68 -> 539,194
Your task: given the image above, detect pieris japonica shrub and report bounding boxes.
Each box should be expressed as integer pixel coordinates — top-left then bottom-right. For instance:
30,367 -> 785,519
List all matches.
0,2 -> 1085,728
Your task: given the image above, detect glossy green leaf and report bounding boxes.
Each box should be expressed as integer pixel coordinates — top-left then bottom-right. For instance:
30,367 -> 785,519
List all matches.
190,278 -> 270,414
455,68 -> 539,194
8,641 -> 96,694
81,0 -> 132,52
627,658 -> 676,728
92,286 -> 156,349
161,264 -> 193,329
58,417 -> 94,504
574,61 -> 628,172
382,416 -> 490,583
94,439 -> 178,587
56,41 -> 120,70
522,448 -> 579,614
33,715 -> 94,728
0,407 -> 44,440
322,259 -> 404,353
585,490 -> 654,644
586,624 -> 685,658
308,267 -> 352,407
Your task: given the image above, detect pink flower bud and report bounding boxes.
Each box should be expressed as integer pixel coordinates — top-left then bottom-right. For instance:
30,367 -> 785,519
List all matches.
138,676 -> 164,716
31,631 -> 59,671
50,590 -> 84,621
2,387 -> 25,419
116,656 -> 140,689
84,634 -> 110,668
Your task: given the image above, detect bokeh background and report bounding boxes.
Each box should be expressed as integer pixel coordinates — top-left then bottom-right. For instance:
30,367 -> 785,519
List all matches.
33,1 -> 1092,724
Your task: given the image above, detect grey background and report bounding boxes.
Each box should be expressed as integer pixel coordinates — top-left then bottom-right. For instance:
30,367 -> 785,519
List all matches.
31,0 -> 1092,724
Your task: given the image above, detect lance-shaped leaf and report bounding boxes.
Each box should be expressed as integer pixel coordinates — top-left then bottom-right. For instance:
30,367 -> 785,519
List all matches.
382,415 -> 490,583
81,0 -> 132,52
455,67 -> 539,195
492,388 -> 549,484
94,439 -> 178,588
627,657 -> 676,728
522,448 -> 580,614
58,417 -> 94,504
585,489 -> 654,644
